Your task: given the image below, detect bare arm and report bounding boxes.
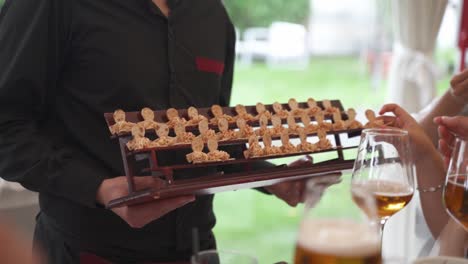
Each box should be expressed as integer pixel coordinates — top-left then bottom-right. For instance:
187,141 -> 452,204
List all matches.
414,146 -> 448,237
379,104 -> 449,237
419,69 -> 468,145
438,219 -> 467,257
418,91 -> 465,146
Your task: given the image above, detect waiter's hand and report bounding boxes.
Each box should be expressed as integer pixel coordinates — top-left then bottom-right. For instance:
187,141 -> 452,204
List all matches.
96,176 -> 195,228
265,179 -> 306,207
264,156 -> 312,207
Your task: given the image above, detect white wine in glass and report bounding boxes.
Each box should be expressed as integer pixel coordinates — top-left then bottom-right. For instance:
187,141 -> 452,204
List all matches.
352,128 -> 415,229
353,179 -> 414,221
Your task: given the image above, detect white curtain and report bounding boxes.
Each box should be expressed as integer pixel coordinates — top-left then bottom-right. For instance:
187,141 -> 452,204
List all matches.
387,0 -> 447,113
384,1 -> 448,261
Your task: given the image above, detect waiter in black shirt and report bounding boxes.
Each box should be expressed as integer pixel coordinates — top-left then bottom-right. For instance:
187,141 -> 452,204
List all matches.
0,0 -> 306,263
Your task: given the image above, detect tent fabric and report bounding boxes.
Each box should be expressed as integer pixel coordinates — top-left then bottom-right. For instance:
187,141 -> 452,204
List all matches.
387,0 -> 447,113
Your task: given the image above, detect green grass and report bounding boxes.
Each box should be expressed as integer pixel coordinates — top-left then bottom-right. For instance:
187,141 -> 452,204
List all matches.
213,57 -> 452,264
229,57 -> 386,110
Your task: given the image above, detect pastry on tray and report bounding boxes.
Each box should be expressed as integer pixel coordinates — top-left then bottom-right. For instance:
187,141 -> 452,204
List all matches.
174,123 -> 195,144
300,113 -> 317,133
364,109 -> 384,128
234,104 -> 255,121
306,98 -> 322,116
109,109 -> 135,135
314,111 -> 332,132
255,115 -> 269,136
166,108 -> 187,128
316,128 -> 332,150
322,99 -> 340,114
210,104 -> 234,124
270,115 -> 286,136
244,135 -> 264,158
288,98 -> 305,117
280,130 -> 297,154
138,107 -> 160,130
149,124 -> 176,147
199,119 -> 217,142
186,106 -> 208,126
217,118 -> 236,141
126,125 -> 151,151
345,108 -> 363,129
331,111 -> 346,131
186,136 -> 208,164
235,118 -> 254,139
255,102 -> 272,120
110,100 -> 366,160
287,113 -> 300,134
207,138 -> 230,162
262,131 -> 282,156
272,102 -> 289,119
296,127 -> 317,152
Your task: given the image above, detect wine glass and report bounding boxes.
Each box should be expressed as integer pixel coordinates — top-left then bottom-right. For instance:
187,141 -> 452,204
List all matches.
294,176 -> 382,264
443,137 -> 468,231
351,128 -> 416,233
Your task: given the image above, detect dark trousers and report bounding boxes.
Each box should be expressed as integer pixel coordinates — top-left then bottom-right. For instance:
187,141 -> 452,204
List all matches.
33,213 -> 213,264
34,213 -> 82,264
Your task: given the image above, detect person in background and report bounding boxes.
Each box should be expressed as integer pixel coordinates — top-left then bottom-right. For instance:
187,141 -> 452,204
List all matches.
0,0 -> 306,263
0,218 -> 41,264
379,104 -> 467,257
415,69 -> 468,256
418,69 -> 468,146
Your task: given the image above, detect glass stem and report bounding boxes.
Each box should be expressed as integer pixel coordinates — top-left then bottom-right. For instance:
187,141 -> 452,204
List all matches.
380,218 -> 388,256
380,218 -> 387,233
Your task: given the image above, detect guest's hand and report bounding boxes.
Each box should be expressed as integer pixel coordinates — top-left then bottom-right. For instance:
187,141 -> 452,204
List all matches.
434,115 -> 468,167
265,156 -> 341,207
379,104 -> 435,160
450,69 -> 468,103
96,176 -> 195,228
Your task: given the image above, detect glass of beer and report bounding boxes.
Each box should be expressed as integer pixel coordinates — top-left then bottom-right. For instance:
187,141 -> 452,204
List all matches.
351,128 -> 415,233
294,176 -> 382,264
443,137 -> 468,231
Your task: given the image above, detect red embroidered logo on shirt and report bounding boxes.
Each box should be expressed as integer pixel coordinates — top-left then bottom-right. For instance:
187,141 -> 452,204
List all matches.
195,57 -> 225,75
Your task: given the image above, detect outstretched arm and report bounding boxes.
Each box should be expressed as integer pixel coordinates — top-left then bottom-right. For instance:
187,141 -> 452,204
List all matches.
379,104 -> 448,237
419,70 -> 468,146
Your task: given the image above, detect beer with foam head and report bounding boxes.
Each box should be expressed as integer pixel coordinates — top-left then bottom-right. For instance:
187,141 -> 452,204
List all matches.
294,219 -> 382,264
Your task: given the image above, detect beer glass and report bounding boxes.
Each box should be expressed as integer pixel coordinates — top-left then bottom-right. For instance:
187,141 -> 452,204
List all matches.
191,250 -> 258,264
351,128 -> 415,232
443,137 -> 468,231
294,176 -> 382,264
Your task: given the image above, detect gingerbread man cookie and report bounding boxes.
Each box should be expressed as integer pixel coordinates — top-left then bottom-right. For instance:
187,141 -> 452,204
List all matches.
109,109 -> 135,134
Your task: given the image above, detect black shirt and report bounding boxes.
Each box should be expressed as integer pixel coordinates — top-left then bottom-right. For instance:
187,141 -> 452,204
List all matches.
0,0 -> 235,262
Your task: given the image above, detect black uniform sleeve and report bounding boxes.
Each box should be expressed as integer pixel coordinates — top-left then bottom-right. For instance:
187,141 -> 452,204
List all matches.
0,0 -> 108,207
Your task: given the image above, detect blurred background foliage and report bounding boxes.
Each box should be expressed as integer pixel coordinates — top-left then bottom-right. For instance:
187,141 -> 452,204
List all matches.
223,0 -> 309,32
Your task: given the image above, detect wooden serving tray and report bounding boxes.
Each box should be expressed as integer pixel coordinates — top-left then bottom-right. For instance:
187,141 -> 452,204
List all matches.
107,160 -> 351,208
104,100 -> 361,208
